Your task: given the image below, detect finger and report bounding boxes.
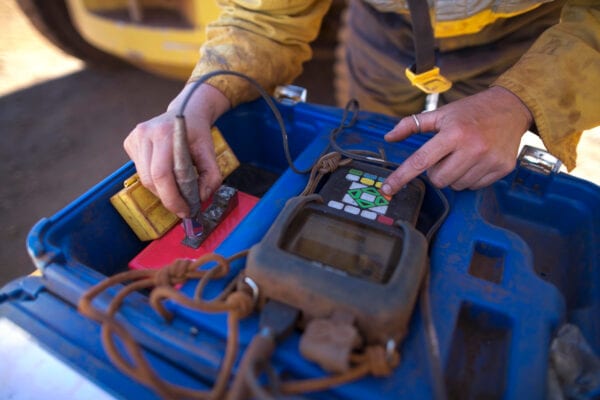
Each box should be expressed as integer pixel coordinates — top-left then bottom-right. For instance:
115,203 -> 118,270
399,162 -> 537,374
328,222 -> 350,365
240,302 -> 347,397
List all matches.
425,152 -> 473,189
124,123 -> 161,195
384,111 -> 438,142
123,130 -> 137,160
189,131 -> 222,202
448,163 -> 492,191
382,133 -> 454,195
135,139 -> 157,194
458,168 -> 511,191
150,140 -> 190,217
449,150 -> 517,190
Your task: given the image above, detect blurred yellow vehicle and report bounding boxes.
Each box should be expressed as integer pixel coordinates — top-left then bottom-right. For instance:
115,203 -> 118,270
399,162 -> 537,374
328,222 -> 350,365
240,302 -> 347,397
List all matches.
17,0 -> 342,81
17,0 -> 222,80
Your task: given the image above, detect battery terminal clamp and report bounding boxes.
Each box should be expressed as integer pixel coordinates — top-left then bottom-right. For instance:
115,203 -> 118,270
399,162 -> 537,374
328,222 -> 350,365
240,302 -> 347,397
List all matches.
181,185 -> 239,249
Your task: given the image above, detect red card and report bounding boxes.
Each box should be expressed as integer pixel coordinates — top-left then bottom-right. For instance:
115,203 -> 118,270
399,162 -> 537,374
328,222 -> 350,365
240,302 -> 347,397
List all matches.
129,191 -> 259,270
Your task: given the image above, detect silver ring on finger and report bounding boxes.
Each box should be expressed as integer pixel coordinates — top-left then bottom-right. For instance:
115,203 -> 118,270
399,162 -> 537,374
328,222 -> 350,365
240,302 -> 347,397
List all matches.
411,114 -> 421,133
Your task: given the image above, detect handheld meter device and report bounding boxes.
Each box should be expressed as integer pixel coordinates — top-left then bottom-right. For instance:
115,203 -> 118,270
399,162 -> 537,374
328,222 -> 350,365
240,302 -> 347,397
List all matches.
246,161 -> 429,345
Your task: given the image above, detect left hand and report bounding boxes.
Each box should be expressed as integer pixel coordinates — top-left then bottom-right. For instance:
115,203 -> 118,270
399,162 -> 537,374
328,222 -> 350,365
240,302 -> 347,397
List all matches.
381,86 -> 533,195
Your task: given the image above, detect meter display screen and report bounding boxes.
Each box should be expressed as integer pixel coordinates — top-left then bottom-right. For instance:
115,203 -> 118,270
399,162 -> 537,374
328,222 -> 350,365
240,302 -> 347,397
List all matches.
281,208 -> 403,284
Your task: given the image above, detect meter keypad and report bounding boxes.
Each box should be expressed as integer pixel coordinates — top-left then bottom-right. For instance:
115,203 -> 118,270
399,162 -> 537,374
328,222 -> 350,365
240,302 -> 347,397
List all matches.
327,168 -> 390,223
318,163 -> 424,227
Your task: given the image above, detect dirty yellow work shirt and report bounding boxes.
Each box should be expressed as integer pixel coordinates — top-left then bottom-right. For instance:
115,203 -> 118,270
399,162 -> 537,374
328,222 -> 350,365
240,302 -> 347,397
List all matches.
190,0 -> 600,170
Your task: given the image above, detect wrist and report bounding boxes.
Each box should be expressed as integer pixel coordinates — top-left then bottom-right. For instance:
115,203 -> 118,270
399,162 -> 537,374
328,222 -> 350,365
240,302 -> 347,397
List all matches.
167,83 -> 231,125
489,85 -> 534,132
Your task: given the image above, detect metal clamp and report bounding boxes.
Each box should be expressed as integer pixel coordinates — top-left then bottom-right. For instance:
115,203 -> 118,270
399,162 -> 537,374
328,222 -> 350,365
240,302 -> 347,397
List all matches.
404,66 -> 452,94
517,145 -> 562,175
243,276 -> 260,305
274,85 -> 307,105
385,339 -> 397,363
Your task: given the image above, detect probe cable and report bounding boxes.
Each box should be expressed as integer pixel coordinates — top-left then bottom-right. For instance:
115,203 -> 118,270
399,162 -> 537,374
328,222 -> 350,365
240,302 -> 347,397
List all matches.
179,69 -> 312,175
180,70 -> 389,177
78,251 -> 254,400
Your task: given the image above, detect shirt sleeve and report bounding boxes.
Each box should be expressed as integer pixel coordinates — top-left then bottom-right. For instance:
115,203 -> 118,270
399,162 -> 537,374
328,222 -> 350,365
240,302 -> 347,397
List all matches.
493,0 -> 600,170
189,0 -> 332,108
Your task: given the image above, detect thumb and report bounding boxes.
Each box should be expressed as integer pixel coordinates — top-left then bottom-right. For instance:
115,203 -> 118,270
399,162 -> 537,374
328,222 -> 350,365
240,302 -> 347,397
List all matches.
384,111 -> 438,142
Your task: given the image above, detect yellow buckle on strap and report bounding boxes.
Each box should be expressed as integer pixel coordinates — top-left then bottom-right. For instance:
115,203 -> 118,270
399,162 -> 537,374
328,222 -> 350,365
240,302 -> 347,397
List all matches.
405,66 -> 452,94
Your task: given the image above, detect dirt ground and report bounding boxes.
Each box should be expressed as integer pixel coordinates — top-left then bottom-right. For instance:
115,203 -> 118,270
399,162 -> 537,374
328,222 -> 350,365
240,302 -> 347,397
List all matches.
0,2 -> 183,285
0,1 -> 598,287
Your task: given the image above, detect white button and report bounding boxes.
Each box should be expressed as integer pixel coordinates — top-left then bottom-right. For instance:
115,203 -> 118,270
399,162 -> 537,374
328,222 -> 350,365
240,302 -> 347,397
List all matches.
371,205 -> 389,215
361,210 -> 377,220
360,192 -> 376,202
346,174 -> 360,182
350,182 -> 367,189
344,205 -> 360,215
327,200 -> 344,210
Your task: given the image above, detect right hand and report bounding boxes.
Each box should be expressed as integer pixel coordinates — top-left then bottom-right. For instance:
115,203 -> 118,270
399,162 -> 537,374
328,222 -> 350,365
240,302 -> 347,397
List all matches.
124,83 -> 231,218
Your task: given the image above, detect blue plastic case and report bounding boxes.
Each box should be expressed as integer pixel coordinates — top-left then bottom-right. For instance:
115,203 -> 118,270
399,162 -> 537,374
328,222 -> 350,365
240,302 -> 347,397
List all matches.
2,99 -> 599,399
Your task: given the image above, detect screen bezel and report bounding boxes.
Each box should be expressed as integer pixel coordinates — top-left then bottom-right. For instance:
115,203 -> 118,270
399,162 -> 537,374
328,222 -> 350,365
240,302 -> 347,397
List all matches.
279,205 -> 404,284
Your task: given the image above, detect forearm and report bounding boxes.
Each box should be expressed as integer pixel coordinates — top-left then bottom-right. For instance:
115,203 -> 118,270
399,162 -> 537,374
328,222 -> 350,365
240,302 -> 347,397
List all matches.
493,0 -> 600,170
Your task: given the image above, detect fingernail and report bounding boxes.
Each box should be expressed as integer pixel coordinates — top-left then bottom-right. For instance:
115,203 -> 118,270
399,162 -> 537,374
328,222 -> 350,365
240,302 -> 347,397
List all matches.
381,183 -> 392,195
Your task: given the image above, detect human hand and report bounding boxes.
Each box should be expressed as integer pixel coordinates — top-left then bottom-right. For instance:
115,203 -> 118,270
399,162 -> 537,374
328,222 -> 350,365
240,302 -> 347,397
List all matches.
381,86 -> 533,195
124,83 -> 231,218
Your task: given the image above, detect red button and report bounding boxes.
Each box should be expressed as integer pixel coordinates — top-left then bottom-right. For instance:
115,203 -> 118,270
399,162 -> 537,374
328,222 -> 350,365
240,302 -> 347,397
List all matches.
377,215 -> 394,225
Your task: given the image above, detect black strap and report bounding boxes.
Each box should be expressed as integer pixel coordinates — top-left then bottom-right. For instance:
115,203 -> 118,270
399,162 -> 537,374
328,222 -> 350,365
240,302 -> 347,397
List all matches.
406,0 -> 436,74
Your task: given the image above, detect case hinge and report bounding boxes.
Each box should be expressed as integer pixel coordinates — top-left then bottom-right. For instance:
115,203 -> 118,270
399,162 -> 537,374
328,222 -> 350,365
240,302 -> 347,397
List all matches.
513,145 -> 562,194
517,145 -> 562,175
274,85 -> 307,105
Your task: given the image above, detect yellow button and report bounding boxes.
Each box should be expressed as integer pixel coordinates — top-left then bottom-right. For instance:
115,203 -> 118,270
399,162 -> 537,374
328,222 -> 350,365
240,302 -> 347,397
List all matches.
360,177 -> 375,186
